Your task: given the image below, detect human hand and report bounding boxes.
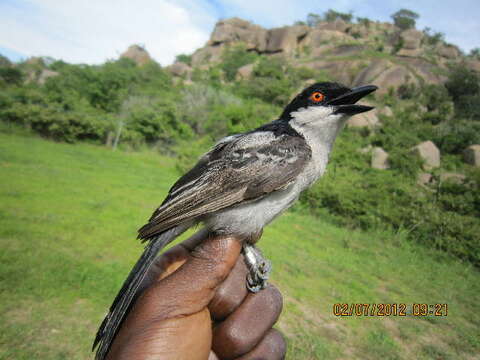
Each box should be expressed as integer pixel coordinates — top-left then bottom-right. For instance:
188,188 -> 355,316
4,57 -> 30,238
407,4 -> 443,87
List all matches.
105,232 -> 286,360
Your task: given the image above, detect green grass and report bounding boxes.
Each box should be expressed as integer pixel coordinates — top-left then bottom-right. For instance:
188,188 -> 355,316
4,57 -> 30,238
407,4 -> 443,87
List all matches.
0,132 -> 479,359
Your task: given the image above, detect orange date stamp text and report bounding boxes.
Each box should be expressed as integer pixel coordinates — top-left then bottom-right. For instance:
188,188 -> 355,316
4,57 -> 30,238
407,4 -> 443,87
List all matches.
332,303 -> 448,317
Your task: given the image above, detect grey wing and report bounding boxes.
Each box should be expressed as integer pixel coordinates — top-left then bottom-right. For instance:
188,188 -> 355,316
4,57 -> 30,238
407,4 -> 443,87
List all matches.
138,132 -> 311,239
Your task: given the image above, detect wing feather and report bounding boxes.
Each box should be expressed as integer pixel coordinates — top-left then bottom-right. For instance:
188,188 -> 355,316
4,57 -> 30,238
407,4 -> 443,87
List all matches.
138,132 -> 311,239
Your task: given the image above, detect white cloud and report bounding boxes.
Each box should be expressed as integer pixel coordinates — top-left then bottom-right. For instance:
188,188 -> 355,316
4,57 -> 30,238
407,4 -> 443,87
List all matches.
0,0 -> 478,65
0,0 -> 215,65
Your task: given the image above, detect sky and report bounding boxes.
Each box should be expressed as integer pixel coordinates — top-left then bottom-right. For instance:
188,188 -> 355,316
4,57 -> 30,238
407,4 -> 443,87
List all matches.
0,0 -> 478,66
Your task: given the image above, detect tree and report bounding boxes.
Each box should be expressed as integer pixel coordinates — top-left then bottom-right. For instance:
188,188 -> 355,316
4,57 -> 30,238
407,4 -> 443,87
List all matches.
391,9 -> 419,30
445,65 -> 480,120
423,27 -> 445,46
0,66 -> 23,85
175,54 -> 192,65
324,9 -> 353,23
0,54 -> 11,67
469,48 -> 480,58
306,13 -> 322,27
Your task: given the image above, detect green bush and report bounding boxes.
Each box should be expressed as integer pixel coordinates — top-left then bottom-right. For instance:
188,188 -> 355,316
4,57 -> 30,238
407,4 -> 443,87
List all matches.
121,96 -> 193,146
433,120 -> 480,153
221,44 -> 258,81
423,27 -> 445,46
391,9 -> 419,30
324,9 -> 353,23
175,54 -> 192,65
237,57 -> 309,106
179,83 -> 241,135
0,66 -> 24,86
205,100 -> 279,137
445,65 -> 480,119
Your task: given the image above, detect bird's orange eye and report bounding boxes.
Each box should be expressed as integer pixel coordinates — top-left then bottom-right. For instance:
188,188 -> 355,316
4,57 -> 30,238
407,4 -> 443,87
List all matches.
310,91 -> 325,103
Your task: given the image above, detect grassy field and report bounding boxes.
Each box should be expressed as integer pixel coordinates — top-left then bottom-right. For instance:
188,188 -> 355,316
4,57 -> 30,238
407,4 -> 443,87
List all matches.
0,132 -> 479,360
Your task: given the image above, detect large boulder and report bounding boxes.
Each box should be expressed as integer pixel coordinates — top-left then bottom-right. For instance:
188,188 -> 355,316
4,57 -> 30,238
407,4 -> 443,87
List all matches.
209,18 -> 267,51
304,29 -> 353,48
265,25 -> 309,54
168,62 -> 192,77
411,141 -> 440,170
305,59 -> 362,85
371,147 -> 390,169
309,44 -> 336,57
236,63 -> 255,80
400,29 -> 423,50
372,65 -> 418,95
396,29 -> 424,58
463,145 -> 480,167
400,58 -> 446,84
437,44 -> 461,59
328,44 -> 366,57
417,172 -> 433,186
316,20 -> 349,33
440,172 -> 466,184
380,106 -> 393,117
37,69 -> 59,85
466,59 -> 480,72
347,103 -> 379,129
191,45 -> 223,66
397,48 -> 423,57
353,59 -> 394,87
120,45 -> 152,66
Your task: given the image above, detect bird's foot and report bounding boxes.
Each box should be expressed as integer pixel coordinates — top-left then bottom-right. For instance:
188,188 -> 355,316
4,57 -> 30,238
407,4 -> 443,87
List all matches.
242,243 -> 272,293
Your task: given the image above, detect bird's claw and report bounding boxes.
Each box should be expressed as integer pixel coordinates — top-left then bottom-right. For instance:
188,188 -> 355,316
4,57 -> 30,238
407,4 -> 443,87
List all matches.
243,244 -> 272,293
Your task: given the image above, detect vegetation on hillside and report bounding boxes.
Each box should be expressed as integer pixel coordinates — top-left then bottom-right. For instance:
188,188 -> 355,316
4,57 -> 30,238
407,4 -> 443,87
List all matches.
0,9 -> 479,266
1,133 -> 479,360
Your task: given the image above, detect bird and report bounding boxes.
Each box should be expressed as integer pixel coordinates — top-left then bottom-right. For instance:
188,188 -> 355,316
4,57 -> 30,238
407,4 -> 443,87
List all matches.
93,81 -> 377,359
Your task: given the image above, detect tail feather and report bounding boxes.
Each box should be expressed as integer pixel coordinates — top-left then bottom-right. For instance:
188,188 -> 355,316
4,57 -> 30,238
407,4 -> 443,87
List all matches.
93,225 -> 186,360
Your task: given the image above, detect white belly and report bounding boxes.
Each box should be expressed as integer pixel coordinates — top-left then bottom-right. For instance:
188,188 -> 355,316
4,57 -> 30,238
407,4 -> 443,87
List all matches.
205,182 -> 301,236
204,160 -> 323,236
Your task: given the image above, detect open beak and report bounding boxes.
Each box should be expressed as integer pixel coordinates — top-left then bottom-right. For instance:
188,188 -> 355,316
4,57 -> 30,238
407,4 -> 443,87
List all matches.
328,85 -> 378,115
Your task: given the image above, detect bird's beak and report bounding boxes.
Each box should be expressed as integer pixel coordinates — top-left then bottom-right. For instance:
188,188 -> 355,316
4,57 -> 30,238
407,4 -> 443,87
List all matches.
328,85 -> 378,115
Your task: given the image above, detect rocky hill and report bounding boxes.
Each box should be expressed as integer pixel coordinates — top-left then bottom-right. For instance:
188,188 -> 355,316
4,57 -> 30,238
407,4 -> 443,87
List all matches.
170,17 -> 480,94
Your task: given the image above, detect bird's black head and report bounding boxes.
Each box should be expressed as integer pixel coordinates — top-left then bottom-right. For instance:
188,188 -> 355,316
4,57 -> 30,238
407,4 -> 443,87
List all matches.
281,82 -> 378,120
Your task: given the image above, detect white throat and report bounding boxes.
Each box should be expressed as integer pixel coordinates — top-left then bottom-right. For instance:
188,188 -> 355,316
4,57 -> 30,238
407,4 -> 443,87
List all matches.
290,106 -> 346,151
288,106 -> 347,185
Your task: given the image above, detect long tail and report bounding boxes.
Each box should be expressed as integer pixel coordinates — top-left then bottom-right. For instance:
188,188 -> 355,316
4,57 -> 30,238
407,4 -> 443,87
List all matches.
92,225 -> 186,360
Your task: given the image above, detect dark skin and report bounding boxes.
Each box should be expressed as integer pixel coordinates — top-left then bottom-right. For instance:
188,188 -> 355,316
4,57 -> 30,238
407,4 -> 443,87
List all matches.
105,232 -> 286,360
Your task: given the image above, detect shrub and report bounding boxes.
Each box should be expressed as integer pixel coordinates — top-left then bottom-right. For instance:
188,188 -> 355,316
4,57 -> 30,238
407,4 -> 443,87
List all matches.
306,13 -> 322,27
391,9 -> 419,30
357,17 -> 371,28
469,48 -> 480,58
446,66 -> 480,101
433,120 -> 480,153
205,100 -> 279,137
120,96 -> 193,146
423,27 -> 445,46
0,54 -> 11,67
0,66 -> 23,86
324,9 -> 353,23
179,83 -> 241,135
237,57 -> 312,106
221,44 -> 258,81
175,54 -> 192,65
